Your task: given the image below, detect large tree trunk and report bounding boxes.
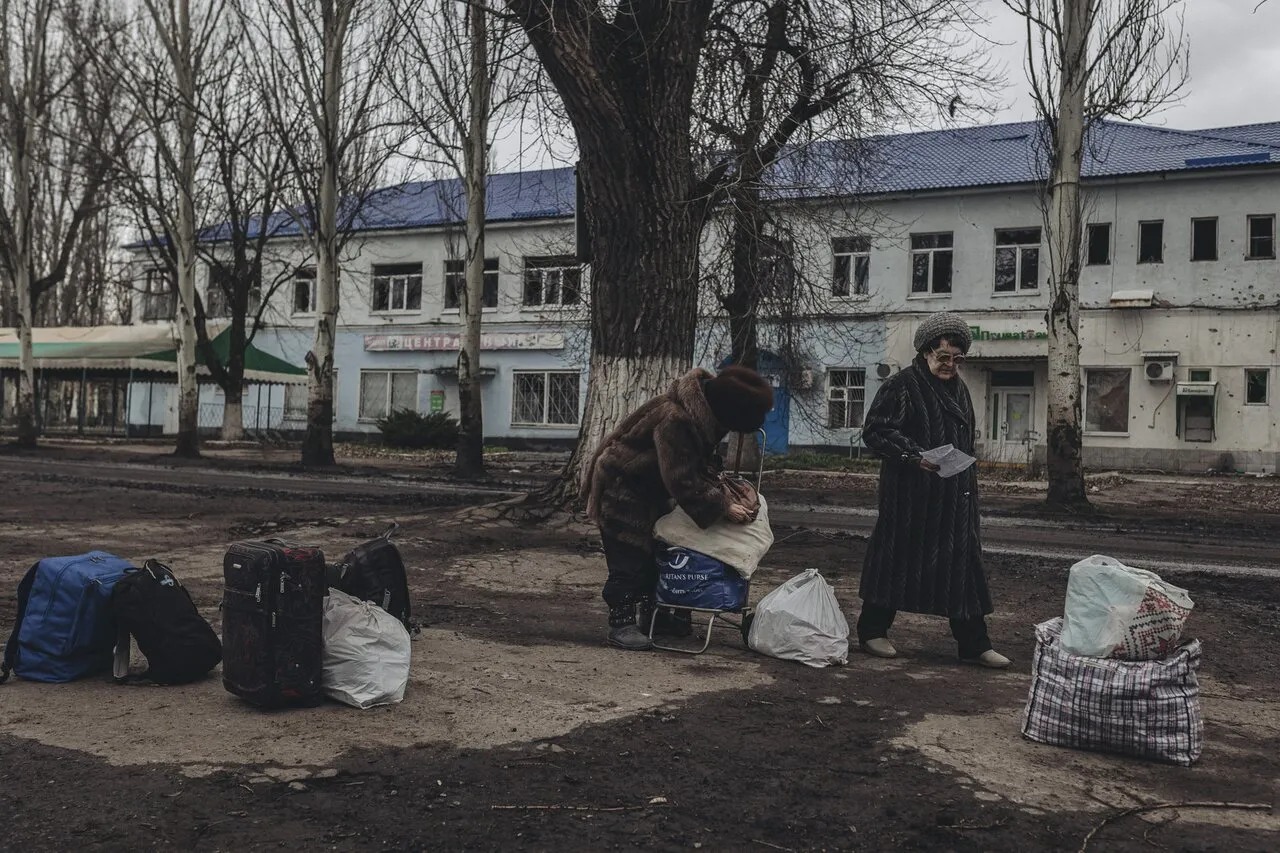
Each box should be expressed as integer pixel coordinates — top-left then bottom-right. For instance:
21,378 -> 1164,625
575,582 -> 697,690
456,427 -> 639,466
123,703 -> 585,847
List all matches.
509,0 -> 714,503
172,0 -> 201,459
454,0 -> 488,479
1044,0 -> 1089,507
221,385 -> 245,441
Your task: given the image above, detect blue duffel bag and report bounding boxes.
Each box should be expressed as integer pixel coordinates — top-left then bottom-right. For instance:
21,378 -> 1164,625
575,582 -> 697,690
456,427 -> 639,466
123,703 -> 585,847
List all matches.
1,551 -> 133,684
655,546 -> 748,611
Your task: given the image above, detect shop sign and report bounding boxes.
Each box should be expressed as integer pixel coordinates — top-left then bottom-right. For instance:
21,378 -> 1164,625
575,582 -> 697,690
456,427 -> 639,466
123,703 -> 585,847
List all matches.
364,332 -> 565,352
968,325 -> 1048,342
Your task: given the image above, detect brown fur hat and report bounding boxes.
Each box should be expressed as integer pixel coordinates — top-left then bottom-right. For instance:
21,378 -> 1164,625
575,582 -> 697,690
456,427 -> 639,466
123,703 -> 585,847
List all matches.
703,366 -> 775,432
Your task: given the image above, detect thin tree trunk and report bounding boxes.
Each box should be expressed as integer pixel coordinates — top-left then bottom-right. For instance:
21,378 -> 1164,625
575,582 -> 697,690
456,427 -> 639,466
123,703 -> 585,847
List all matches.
725,196 -> 764,472
1044,0 -> 1089,507
301,6 -> 347,468
172,0 -> 200,459
14,269 -> 37,448
454,0 -> 488,479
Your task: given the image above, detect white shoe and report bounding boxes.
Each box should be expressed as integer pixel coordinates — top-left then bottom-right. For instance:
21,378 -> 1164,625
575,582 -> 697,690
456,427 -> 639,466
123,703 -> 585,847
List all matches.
861,637 -> 898,659
962,649 -> 1011,669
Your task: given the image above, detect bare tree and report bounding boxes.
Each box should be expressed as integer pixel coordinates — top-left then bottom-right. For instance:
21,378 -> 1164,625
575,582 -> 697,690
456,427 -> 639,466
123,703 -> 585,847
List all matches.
695,0 -> 993,465
393,1 -> 539,478
1004,0 -> 1187,506
240,0 -> 404,466
0,0 -> 132,447
503,0 -> 718,501
120,8 -> 300,442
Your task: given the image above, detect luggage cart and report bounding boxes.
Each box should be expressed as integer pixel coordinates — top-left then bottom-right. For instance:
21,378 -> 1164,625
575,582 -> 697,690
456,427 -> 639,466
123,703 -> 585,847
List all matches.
648,429 -> 766,655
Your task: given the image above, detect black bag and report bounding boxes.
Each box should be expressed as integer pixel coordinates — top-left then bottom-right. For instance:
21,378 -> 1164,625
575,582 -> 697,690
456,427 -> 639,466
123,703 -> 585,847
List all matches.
221,539 -> 326,708
112,560 -> 222,685
333,523 -> 414,631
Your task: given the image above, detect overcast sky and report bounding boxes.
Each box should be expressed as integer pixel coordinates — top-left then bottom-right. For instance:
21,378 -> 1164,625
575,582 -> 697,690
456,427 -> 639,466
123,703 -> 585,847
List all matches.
490,1 -> 1280,173
977,0 -> 1280,131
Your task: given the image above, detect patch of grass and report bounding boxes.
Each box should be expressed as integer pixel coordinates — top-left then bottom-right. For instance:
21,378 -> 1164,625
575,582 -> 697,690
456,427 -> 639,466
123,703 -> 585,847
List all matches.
763,451 -> 880,473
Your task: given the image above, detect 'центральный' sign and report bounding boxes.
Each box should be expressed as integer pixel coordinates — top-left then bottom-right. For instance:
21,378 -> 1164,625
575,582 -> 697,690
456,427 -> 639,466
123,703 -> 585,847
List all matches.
364,332 -> 565,352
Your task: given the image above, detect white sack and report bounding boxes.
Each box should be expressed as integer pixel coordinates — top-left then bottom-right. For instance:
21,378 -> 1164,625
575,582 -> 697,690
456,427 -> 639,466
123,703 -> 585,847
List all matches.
747,569 -> 849,668
1060,555 -> 1194,660
654,494 -> 774,579
322,589 -> 411,709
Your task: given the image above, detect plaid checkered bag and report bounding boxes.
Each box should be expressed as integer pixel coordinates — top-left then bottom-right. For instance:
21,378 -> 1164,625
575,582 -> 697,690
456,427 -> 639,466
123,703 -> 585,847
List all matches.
1021,618 -> 1203,766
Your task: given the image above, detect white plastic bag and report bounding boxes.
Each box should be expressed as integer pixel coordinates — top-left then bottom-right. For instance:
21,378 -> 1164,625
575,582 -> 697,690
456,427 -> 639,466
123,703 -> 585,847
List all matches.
1060,555 -> 1194,660
654,494 -> 774,578
747,569 -> 849,668
322,589 -> 411,709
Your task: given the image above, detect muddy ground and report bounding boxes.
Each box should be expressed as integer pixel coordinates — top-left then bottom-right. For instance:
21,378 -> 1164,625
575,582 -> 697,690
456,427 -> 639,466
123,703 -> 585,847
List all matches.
0,456 -> 1277,852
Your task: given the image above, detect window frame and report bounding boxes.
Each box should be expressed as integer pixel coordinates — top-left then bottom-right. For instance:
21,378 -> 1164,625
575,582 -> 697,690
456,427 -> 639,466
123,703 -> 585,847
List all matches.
521,255 -> 583,308
510,370 -> 582,428
371,263 -> 424,313
831,236 -> 871,298
1137,220 -> 1164,264
291,266 -> 318,316
444,257 -> 500,312
1246,214 -> 1276,260
908,232 -> 954,297
1245,368 -> 1270,406
1085,222 -> 1111,266
357,369 -> 418,422
139,268 -> 176,322
826,368 -> 867,429
992,226 -> 1042,294
1083,367 -> 1133,436
1190,217 -> 1218,262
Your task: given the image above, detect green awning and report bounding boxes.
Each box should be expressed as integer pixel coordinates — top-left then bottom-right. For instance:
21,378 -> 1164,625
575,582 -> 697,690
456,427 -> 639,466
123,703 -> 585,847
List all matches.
0,325 -> 307,384
139,327 -> 307,381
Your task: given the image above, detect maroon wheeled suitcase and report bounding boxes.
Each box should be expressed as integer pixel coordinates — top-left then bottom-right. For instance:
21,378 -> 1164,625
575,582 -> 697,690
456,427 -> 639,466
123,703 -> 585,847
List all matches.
221,539 -> 326,708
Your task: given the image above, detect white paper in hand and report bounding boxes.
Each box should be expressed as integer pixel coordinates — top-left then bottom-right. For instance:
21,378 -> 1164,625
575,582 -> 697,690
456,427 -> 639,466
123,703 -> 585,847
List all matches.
921,444 -> 977,479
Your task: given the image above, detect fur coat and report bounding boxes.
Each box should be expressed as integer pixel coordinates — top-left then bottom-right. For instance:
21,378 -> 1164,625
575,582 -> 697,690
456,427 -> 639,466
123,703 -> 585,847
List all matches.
859,356 -> 993,620
585,369 -> 729,550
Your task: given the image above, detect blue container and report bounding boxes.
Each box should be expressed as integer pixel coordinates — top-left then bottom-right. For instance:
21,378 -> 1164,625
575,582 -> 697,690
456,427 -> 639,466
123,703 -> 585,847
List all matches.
655,547 -> 748,611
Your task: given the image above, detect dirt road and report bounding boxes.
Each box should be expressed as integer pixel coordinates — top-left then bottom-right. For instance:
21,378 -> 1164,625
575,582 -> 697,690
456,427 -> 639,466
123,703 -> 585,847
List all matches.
0,451 -> 1276,851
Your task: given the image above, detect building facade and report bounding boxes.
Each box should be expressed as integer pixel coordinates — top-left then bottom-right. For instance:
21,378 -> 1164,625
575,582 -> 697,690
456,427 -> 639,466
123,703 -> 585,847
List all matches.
121,121 -> 1280,472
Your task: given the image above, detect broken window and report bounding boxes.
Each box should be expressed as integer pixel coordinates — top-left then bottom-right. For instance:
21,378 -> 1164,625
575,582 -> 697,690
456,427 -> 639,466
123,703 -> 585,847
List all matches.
1086,223 -> 1111,266
1085,368 -> 1131,434
1190,218 -> 1217,262
1138,221 -> 1163,264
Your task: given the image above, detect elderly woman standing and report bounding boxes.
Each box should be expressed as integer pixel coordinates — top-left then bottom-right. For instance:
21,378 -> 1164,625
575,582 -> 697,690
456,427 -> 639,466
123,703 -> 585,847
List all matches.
856,312 -> 1009,668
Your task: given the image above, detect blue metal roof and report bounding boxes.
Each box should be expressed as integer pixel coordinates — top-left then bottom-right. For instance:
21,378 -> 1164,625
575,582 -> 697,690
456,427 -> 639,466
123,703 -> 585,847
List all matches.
139,119 -> 1279,247
764,119 -> 1280,198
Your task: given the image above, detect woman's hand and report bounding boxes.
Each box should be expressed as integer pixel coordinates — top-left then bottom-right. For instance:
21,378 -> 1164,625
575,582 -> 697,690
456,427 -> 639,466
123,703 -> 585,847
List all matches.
725,502 -> 753,524
918,458 -> 940,473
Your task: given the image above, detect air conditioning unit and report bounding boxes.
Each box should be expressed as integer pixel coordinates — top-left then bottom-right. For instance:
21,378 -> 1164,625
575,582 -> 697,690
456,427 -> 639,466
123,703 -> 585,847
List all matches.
875,362 -> 897,379
1145,360 -> 1175,382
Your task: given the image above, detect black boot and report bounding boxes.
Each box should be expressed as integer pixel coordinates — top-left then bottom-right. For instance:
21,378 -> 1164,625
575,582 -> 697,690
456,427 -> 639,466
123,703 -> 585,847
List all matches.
607,603 -> 653,651
638,600 -> 693,638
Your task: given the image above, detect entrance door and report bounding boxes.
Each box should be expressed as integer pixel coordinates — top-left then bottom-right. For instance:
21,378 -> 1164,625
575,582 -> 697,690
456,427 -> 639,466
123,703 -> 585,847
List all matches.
762,385 -> 790,455
988,386 -> 1035,463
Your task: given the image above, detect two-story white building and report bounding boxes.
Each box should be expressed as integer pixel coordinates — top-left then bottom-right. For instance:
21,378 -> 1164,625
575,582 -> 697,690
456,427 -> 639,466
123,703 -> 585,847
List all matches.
117,119 -> 1279,472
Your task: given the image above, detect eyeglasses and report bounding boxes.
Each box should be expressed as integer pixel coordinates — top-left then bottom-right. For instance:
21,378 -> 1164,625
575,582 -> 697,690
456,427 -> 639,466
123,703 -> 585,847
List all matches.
931,352 -> 966,365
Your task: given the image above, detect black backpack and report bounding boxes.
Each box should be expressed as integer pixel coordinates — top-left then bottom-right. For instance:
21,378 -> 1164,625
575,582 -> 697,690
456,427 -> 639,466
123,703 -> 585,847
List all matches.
112,560 -> 223,685
333,523 -> 415,631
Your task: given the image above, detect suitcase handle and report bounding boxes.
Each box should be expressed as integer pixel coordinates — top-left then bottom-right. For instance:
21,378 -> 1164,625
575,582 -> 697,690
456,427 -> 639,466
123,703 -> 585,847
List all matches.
380,523 -> 399,542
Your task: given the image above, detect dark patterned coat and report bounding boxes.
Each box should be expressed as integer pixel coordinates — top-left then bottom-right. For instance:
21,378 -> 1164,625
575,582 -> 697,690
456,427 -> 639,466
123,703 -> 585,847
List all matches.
860,357 -> 992,619
584,369 -> 729,550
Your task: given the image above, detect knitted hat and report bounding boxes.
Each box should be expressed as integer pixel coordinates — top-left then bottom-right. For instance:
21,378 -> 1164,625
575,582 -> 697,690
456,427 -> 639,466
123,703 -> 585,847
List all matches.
913,312 -> 972,353
704,366 -> 775,432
